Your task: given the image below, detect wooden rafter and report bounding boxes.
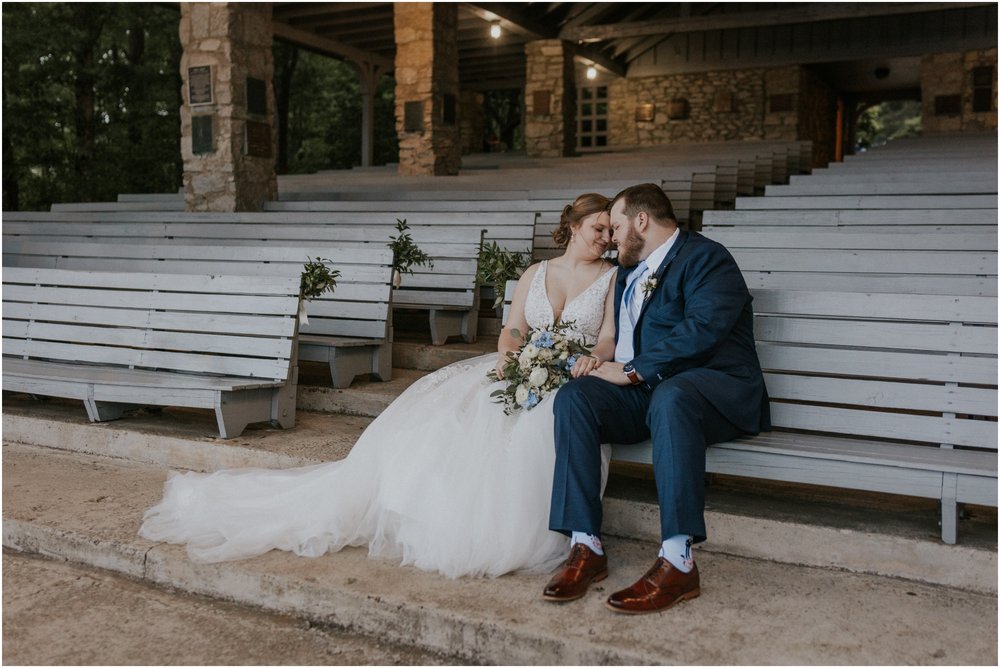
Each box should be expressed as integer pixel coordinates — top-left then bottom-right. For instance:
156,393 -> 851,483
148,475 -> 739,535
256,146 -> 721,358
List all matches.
560,2 -> 991,42
272,21 -> 393,71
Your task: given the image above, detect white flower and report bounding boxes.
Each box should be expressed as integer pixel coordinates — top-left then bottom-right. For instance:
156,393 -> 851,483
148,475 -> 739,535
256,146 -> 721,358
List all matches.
522,344 -> 539,359
559,351 -> 569,360
530,331 -> 540,342
528,367 -> 549,387
641,276 -> 658,298
538,348 -> 554,361
515,384 -> 530,405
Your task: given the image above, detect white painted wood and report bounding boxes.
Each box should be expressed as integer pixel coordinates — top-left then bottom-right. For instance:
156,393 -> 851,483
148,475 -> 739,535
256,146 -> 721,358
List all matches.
766,181 -> 997,196
702,209 -> 997,226
729,248 -> 995,275
702,228 -> 998,251
736,194 -> 997,210
741,272 -> 995,297
3,268 -> 301,437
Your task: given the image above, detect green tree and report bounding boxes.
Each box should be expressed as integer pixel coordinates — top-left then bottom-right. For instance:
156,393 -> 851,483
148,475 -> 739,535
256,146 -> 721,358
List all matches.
3,3 -> 182,210
854,99 -> 922,151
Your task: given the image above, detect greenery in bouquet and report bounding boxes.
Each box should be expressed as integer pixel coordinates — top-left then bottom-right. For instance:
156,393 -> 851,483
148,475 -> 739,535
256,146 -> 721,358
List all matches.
388,218 -> 433,276
476,240 -> 529,309
300,257 -> 341,300
486,321 -> 591,415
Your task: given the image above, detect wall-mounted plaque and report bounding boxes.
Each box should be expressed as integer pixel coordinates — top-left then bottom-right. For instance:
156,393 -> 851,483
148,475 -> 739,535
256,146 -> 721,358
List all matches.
667,98 -> 689,120
404,100 -> 424,133
245,121 -> 272,157
246,77 -> 267,116
532,90 -> 551,115
934,94 -> 962,116
634,103 -> 655,122
714,90 -> 734,113
768,93 -> 794,113
192,115 -> 214,154
188,66 -> 212,105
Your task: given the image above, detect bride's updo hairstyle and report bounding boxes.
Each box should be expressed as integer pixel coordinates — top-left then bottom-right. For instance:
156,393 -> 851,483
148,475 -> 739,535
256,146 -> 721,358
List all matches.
552,193 -> 610,247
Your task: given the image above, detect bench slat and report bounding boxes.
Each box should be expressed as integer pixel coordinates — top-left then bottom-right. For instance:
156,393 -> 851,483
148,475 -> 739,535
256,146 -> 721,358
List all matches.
731,249 -> 996,275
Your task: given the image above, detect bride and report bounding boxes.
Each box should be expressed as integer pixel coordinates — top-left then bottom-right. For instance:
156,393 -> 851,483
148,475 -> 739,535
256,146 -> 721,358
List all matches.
139,193 -> 618,579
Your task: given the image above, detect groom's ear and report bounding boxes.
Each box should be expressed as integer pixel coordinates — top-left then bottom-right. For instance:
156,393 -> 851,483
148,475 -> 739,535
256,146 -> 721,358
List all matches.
635,211 -> 650,232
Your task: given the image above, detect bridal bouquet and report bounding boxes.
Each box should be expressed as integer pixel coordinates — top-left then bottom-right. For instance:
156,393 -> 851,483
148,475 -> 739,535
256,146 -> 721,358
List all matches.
486,321 -> 591,415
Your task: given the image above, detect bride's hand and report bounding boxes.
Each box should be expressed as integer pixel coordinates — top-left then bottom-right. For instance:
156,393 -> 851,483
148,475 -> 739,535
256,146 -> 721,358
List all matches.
571,355 -> 603,378
494,357 -> 506,380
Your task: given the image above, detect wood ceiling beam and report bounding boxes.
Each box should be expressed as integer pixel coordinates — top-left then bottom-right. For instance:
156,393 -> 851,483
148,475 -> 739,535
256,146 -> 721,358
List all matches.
273,3 -> 392,22
272,21 -> 394,71
561,2 -> 990,41
462,3 -> 557,39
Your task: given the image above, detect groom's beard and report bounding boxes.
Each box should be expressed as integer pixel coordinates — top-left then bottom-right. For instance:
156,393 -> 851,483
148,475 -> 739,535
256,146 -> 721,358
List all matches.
616,226 -> 645,267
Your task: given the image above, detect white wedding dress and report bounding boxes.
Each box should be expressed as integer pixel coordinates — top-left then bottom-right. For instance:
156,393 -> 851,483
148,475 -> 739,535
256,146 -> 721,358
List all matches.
139,262 -> 616,578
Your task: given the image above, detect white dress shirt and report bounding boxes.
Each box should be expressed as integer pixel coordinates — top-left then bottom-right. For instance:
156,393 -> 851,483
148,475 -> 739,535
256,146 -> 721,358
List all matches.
614,229 -> 679,363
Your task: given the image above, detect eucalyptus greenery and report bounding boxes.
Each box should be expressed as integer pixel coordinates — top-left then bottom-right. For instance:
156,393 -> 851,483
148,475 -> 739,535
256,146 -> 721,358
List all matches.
476,241 -> 529,308
388,218 -> 433,276
300,257 -> 341,300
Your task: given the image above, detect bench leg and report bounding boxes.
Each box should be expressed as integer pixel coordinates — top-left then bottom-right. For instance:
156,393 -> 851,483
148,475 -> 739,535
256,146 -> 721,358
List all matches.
373,342 -> 392,382
428,310 -> 477,346
215,390 -> 272,439
86,400 -> 127,422
940,473 -> 959,545
270,366 -> 297,430
329,349 -> 373,389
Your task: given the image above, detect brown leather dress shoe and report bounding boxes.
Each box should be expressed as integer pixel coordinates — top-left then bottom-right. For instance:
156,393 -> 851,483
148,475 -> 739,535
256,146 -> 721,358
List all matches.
542,543 -> 609,602
605,558 -> 700,614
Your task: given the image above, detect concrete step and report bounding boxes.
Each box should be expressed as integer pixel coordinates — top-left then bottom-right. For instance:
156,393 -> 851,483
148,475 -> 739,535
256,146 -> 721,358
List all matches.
2,396 -> 996,595
4,442 -> 996,665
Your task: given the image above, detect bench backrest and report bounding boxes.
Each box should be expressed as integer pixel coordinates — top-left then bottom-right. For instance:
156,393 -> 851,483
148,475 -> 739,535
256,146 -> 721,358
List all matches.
735,194 -> 998,210
3,241 -> 393,341
701,208 -> 998,227
500,281 -> 996,453
3,267 -> 301,381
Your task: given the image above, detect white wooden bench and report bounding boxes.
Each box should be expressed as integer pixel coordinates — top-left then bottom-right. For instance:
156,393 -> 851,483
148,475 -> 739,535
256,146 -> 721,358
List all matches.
3,267 -> 302,438
3,241 -> 394,389
735,194 -> 998,210
702,208 -> 998,228
501,283 -> 997,543
2,213 -> 482,347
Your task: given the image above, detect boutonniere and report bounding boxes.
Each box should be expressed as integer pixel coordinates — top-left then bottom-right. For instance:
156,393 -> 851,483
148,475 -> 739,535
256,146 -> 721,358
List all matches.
640,276 -> 658,299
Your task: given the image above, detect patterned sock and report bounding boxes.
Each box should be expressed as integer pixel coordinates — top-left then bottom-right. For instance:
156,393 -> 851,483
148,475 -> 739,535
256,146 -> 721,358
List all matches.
659,534 -> 694,573
570,531 -> 604,556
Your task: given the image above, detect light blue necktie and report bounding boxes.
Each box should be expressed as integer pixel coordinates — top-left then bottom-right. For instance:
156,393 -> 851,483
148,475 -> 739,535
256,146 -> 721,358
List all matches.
622,260 -> 648,324
615,261 -> 647,362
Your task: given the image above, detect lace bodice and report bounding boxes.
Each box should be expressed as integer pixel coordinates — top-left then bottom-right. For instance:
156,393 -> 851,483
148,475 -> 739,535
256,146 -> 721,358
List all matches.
523,261 -> 615,347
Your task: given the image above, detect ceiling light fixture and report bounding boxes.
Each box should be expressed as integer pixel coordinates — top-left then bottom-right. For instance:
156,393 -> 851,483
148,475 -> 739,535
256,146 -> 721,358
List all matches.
586,64 -> 598,80
490,22 -> 502,39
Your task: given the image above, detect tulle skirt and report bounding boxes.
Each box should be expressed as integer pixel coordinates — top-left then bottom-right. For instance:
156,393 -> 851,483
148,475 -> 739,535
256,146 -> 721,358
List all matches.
139,354 -> 610,579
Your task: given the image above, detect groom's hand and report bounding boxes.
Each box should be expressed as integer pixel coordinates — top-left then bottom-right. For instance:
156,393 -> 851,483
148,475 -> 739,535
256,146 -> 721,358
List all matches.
590,361 -> 631,386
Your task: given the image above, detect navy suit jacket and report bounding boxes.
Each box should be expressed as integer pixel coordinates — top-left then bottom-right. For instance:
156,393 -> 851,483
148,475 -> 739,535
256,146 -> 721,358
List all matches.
614,230 -> 771,434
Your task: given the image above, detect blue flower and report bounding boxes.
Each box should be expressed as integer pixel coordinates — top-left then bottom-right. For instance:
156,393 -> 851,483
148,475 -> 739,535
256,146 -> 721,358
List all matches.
566,355 -> 578,370
535,331 -> 555,349
524,391 -> 540,409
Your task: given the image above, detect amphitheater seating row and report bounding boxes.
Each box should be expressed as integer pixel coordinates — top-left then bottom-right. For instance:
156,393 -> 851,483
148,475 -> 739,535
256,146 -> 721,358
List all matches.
3,267 -> 303,438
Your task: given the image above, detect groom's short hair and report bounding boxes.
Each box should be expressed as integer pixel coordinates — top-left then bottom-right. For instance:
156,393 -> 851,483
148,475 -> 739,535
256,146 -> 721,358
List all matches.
611,183 -> 677,226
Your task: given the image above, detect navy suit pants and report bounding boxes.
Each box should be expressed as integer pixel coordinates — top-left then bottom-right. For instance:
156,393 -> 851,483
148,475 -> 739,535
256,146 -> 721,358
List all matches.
550,372 -> 742,543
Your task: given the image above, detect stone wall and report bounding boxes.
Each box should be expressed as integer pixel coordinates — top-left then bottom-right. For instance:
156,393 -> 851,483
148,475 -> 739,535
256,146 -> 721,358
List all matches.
179,2 -> 276,212
922,48 -> 998,134
394,2 -> 461,175
524,40 -> 576,158
609,67 -> 768,146
607,64 -> 833,167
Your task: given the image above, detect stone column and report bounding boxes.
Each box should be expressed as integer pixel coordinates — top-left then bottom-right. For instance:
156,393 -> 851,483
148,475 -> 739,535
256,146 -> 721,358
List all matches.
179,2 -> 277,212
524,40 -> 576,158
393,3 -> 461,176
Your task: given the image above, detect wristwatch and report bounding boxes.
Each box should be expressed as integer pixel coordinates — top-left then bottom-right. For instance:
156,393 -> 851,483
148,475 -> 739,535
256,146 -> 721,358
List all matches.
622,362 -> 641,385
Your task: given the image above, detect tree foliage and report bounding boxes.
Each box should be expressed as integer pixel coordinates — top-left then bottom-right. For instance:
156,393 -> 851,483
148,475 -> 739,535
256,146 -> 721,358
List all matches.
854,99 -> 922,151
3,3 -> 183,210
275,46 -> 397,174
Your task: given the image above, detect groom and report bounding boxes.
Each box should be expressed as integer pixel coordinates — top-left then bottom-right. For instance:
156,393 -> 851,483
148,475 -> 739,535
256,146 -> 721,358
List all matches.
544,183 -> 770,614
